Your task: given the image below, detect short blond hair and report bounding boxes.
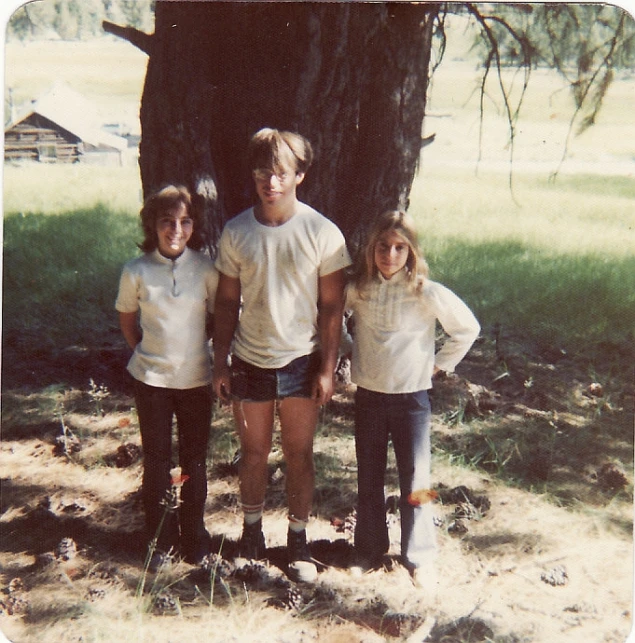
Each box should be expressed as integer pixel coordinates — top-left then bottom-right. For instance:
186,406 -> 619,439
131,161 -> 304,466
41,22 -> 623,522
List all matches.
247,128 -> 314,175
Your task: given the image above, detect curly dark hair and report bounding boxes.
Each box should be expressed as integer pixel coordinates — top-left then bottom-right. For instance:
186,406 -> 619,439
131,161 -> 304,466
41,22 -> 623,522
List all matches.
138,184 -> 206,253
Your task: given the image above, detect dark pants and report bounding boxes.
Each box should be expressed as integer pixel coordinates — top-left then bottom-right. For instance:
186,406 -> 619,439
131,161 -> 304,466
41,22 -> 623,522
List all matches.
354,387 -> 436,569
134,380 -> 212,558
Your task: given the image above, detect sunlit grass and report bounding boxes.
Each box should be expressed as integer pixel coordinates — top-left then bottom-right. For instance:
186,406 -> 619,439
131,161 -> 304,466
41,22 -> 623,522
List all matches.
407,168 -> 635,354
4,38 -> 147,111
411,168 -> 635,257
3,163 -> 143,215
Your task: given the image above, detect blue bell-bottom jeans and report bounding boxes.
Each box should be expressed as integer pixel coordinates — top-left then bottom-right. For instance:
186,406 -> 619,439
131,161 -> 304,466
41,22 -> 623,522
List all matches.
134,380 -> 212,559
354,387 -> 436,569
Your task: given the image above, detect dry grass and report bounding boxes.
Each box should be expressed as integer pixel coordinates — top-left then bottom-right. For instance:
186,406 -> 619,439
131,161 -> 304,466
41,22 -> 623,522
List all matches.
1,338 -> 632,642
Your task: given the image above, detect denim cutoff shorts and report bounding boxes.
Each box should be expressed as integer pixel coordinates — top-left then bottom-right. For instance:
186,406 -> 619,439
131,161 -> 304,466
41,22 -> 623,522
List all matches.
230,352 -> 320,402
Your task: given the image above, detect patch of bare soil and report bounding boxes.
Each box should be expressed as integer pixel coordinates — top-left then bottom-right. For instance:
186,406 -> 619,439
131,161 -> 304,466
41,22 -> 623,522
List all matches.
0,334 -> 632,642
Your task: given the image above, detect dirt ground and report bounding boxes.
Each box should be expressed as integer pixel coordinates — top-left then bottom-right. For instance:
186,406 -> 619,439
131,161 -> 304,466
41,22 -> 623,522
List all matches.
0,332 -> 632,642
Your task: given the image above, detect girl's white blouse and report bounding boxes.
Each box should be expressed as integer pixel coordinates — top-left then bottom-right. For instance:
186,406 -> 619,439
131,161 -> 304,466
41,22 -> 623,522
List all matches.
345,271 -> 480,394
116,248 -> 219,389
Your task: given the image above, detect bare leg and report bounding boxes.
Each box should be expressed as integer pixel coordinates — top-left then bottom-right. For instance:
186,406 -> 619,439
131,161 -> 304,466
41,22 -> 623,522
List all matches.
234,400 -> 275,507
278,397 -> 319,520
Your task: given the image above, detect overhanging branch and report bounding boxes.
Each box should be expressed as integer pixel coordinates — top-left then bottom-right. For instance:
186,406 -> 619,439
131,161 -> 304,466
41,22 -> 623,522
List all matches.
466,3 -> 532,202
102,20 -> 153,55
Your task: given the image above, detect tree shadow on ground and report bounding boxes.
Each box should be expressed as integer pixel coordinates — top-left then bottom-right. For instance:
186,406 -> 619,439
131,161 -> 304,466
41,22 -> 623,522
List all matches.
429,334 -> 633,529
1,343 -> 133,395
0,478 -> 144,561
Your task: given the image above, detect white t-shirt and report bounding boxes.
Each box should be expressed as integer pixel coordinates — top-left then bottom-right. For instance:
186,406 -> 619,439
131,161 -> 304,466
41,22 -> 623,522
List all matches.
115,247 -> 219,389
216,202 -> 351,368
346,271 -> 480,393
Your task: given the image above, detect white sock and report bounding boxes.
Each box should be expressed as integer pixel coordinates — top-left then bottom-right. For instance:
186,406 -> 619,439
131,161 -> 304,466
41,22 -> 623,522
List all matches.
288,514 -> 308,533
242,502 -> 263,525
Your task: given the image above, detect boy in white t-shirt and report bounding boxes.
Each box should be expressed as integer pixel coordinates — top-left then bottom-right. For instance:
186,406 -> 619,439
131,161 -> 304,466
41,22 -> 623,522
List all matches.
213,128 -> 351,583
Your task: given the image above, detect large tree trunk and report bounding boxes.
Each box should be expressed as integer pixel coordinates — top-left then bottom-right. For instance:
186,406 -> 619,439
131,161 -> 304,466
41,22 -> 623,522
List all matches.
136,1 -> 439,253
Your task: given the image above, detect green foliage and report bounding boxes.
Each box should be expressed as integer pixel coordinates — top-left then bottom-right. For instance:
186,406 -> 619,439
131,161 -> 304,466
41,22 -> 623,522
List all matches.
468,4 -> 635,72
6,0 -> 155,41
459,4 -> 635,137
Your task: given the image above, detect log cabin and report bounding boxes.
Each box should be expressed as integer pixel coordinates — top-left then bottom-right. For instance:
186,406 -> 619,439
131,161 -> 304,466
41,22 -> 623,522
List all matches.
4,83 -> 128,165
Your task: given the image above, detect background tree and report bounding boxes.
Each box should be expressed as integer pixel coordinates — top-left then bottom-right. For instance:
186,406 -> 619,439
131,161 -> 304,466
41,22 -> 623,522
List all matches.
17,1 -> 615,252
464,3 -> 634,178
105,1 -> 439,253
10,1 -> 630,249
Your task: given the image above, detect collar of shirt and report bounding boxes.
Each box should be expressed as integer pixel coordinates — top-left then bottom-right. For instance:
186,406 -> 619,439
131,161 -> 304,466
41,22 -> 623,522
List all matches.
376,268 -> 408,285
151,246 -> 192,266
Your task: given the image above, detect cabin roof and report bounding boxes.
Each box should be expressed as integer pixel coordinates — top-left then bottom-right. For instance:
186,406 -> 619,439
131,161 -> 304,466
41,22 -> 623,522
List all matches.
6,83 -> 128,152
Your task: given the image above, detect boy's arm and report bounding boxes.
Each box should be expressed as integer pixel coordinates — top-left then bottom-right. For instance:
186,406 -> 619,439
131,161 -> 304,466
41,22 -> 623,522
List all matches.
315,268 -> 346,405
119,311 -> 141,350
212,273 -> 241,402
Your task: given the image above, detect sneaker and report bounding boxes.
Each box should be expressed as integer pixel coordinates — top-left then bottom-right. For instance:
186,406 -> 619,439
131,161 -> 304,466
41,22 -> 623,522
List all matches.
287,529 -> 317,583
238,519 -> 266,560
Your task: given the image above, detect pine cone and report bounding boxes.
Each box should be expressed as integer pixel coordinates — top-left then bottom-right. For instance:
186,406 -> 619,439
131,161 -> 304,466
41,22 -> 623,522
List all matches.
0,577 -> 29,616
280,586 -> 304,611
343,510 -> 357,540
433,514 -> 445,528
448,519 -> 468,535
85,587 -> 107,602
153,591 -> 180,615
53,432 -> 81,456
597,462 -> 628,491
454,502 -> 480,521
114,443 -> 142,468
56,537 -> 78,561
541,565 -> 569,586
201,553 -> 235,579
233,559 -> 267,583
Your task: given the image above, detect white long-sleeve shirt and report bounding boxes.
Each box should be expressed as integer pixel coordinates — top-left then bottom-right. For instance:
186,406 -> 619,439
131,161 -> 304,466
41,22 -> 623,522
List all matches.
345,271 -> 480,393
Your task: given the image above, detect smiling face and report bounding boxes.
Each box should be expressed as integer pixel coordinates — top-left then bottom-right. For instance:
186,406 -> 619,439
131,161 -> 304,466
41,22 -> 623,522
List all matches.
248,129 -> 313,211
252,161 -> 304,207
374,230 -> 412,280
155,201 -> 193,259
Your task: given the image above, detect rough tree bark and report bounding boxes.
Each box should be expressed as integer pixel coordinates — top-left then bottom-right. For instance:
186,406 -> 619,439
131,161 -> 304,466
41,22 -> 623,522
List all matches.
106,1 -> 440,253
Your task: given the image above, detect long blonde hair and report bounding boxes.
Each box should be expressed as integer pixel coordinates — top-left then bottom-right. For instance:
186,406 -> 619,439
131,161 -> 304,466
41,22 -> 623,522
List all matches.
353,210 -> 428,295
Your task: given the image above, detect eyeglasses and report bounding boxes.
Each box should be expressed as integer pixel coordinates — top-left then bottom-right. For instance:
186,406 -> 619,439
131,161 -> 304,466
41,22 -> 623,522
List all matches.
252,168 -> 290,183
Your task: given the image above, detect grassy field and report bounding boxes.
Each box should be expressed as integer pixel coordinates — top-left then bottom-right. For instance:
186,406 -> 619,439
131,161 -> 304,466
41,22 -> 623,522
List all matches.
4,37 -> 147,129
410,169 -> 635,358
2,32 -> 634,643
